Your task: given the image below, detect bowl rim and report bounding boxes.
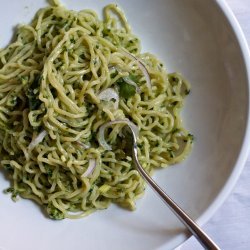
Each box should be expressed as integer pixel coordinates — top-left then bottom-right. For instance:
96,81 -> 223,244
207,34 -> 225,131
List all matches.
197,0 -> 250,226
0,1 -> 249,250
164,0 -> 250,249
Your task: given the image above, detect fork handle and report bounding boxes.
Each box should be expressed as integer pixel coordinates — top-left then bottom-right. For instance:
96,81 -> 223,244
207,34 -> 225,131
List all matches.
132,145 -> 220,250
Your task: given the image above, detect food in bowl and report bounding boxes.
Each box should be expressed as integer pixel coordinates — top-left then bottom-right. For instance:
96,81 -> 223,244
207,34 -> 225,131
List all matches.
0,0 -> 192,219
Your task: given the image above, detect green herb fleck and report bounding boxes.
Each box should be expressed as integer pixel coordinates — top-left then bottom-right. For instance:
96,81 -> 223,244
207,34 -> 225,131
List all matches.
129,74 -> 139,83
6,94 -> 17,107
172,128 -> 180,133
89,186 -> 94,193
183,133 -> 194,143
110,70 -> 118,79
26,75 -> 42,110
169,74 -> 180,85
188,133 -> 194,142
4,187 -> 19,201
20,75 -> 29,85
47,203 -> 65,220
118,81 -> 136,99
5,187 -> 14,193
103,28 -> 111,36
44,165 -> 53,177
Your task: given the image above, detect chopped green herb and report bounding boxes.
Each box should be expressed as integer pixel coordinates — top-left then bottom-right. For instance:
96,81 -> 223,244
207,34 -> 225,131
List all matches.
26,74 -> 42,110
117,75 -> 137,99
118,81 -> 136,99
47,203 -> 65,220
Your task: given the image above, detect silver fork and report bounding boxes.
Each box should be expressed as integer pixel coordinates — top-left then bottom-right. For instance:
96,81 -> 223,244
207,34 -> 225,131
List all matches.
126,125 -> 220,250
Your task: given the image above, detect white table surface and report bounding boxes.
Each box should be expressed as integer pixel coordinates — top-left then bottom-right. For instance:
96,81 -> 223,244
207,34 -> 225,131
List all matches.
180,0 -> 250,249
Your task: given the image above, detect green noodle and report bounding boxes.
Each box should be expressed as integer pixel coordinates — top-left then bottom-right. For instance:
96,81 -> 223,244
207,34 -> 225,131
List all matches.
0,2 -> 193,219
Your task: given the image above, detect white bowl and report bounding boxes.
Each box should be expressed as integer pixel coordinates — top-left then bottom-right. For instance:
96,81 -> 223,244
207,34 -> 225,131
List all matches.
0,0 -> 249,250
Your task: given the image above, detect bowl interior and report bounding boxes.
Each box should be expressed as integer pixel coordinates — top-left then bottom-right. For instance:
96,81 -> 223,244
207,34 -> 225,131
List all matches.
0,0 -> 249,250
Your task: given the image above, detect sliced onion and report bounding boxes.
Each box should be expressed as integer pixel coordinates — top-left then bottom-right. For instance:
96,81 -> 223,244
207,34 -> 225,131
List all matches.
98,88 -> 119,109
81,159 -> 97,178
97,119 -> 139,150
121,49 -> 151,89
76,141 -> 90,149
28,130 -> 47,151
